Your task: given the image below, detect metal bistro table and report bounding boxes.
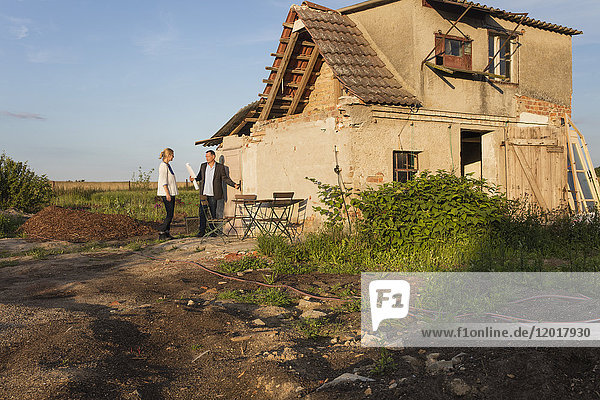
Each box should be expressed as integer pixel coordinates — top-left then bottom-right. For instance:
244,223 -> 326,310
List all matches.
232,197 -> 303,240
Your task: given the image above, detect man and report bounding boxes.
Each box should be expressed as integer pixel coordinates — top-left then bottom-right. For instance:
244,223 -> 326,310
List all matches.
190,150 -> 240,237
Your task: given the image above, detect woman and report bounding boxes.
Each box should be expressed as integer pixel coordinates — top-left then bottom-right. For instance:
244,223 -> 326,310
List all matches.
157,148 -> 178,240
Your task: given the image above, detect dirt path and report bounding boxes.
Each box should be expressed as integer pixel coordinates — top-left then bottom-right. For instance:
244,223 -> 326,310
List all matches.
1,237 -> 600,399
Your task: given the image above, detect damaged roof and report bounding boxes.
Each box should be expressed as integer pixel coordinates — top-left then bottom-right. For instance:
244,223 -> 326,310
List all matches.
293,5 -> 420,106
195,101 -> 259,147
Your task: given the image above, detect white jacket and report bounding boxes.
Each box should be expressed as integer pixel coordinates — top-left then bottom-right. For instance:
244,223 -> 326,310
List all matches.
157,162 -> 178,196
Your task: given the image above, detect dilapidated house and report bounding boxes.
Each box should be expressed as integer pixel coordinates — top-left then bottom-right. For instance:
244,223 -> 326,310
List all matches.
197,0 -> 599,227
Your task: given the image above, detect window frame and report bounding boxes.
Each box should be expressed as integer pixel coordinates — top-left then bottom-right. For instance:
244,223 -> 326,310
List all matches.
487,32 -> 514,80
435,33 -> 473,70
393,151 -> 419,183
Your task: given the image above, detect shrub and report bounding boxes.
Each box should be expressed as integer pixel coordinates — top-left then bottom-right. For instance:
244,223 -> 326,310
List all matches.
0,214 -> 21,237
305,177 -> 352,228
0,153 -> 53,213
351,171 -> 506,248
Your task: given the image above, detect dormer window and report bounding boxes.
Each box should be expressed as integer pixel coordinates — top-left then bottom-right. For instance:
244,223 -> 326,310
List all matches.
435,33 -> 472,70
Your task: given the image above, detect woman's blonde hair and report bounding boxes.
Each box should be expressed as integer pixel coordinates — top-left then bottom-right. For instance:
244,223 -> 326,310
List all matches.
159,148 -> 174,160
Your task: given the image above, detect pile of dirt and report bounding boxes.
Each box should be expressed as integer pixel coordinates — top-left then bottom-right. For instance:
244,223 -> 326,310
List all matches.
18,206 -> 155,242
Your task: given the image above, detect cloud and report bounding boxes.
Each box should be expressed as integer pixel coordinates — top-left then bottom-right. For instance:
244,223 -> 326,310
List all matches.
2,15 -> 32,39
0,111 -> 46,120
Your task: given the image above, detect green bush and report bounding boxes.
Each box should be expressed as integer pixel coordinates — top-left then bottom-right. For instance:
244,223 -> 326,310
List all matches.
0,153 -> 53,213
351,171 -> 506,248
0,214 -> 21,237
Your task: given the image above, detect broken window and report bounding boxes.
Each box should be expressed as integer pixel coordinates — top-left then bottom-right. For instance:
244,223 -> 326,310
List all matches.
435,34 -> 472,70
488,33 -> 513,79
393,151 -> 418,183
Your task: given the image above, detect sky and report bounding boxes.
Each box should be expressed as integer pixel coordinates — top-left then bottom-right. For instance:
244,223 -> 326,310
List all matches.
1,0 -> 599,181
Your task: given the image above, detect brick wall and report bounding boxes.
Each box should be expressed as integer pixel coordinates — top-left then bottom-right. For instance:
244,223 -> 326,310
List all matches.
303,62 -> 339,113
516,95 -> 571,123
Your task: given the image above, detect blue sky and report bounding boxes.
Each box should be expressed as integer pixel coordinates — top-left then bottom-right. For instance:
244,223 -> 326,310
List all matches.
1,0 -> 598,181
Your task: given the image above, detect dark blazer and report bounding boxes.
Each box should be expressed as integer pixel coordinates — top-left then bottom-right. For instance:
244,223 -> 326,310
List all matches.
195,162 -> 236,200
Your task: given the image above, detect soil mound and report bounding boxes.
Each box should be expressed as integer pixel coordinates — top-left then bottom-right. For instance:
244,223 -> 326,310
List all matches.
19,206 -> 155,242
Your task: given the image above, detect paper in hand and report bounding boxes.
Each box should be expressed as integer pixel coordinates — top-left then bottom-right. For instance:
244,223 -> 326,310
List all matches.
185,163 -> 200,190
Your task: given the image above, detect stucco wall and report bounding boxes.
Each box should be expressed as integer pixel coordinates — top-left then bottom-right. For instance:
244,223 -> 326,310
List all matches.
344,0 -> 574,115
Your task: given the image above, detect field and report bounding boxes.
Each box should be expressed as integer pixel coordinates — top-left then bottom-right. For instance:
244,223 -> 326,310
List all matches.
52,186 -> 200,224
1,186 -> 600,399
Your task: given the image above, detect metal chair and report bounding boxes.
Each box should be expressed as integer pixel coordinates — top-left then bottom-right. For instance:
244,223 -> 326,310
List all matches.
233,194 -> 258,239
199,195 -> 236,242
287,198 -> 308,242
273,192 -> 294,199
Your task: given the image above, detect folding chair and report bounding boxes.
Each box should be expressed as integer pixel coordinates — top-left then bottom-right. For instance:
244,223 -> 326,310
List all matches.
264,192 -> 296,240
287,198 -> 308,242
199,195 -> 236,243
233,194 -> 258,239
273,192 -> 294,199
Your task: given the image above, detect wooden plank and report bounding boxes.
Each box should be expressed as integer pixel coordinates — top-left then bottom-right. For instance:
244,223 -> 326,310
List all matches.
511,144 -> 549,209
287,45 -> 320,116
509,139 -> 558,146
259,31 -> 299,121
229,119 -> 247,136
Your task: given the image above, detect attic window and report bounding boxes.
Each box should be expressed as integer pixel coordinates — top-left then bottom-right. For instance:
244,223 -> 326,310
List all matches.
435,34 -> 472,70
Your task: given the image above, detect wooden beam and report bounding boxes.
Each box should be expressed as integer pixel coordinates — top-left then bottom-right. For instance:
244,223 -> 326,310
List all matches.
259,31 -> 299,121
259,93 -> 308,103
282,22 -> 293,28
271,52 -> 310,61
422,5 -> 473,65
508,139 -> 558,146
229,119 -> 247,136
287,46 -> 320,116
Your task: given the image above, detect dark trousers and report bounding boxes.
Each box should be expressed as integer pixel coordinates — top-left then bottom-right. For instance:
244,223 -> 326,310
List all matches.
158,196 -> 175,233
198,195 -> 218,236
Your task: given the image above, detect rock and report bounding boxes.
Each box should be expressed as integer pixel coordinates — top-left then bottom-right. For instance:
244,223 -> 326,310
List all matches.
317,373 -> 375,391
252,318 -> 266,326
330,337 -> 339,344
389,383 -> 398,389
300,310 -> 327,319
426,360 -> 454,375
364,387 -> 372,396
402,355 -> 423,371
187,300 -> 195,306
279,347 -> 297,361
452,352 -> 468,364
360,333 -> 381,346
295,386 -> 304,393
425,353 -> 440,366
254,306 -> 290,319
298,298 -> 322,310
449,378 -> 471,396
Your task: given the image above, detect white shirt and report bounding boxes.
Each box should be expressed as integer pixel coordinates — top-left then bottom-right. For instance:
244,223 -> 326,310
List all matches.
203,162 -> 216,196
157,162 -> 179,196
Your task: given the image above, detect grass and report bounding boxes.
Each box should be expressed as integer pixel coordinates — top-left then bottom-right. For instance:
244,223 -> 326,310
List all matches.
251,206 -> 600,274
0,260 -> 19,268
216,288 -> 293,307
218,256 -> 270,274
52,187 -> 200,222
